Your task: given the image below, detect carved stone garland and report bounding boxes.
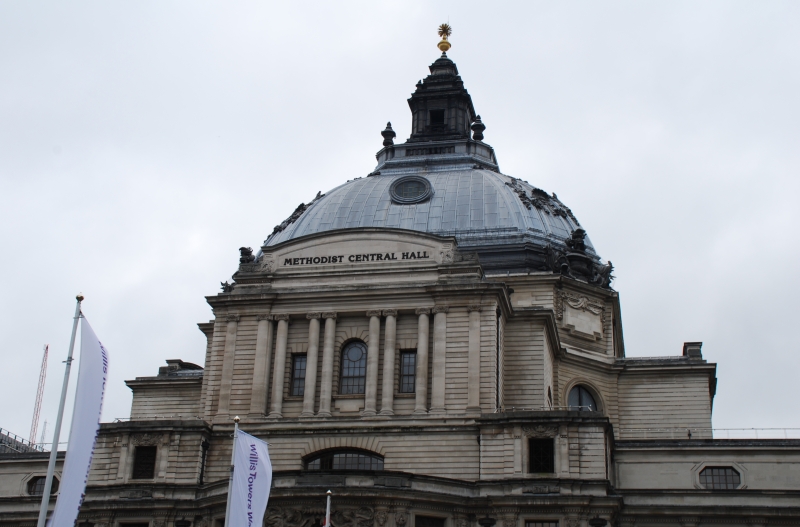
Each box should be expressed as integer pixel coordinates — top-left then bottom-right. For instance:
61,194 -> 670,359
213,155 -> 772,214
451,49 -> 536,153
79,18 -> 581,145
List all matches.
554,290 -> 606,333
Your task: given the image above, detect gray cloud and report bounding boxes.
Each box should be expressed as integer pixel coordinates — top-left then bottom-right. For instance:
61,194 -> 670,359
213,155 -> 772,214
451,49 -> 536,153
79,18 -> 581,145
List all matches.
1,1 -> 798,443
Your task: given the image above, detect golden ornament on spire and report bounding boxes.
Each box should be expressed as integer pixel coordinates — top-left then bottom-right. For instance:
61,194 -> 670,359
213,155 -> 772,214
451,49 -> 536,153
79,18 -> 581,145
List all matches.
437,23 -> 452,53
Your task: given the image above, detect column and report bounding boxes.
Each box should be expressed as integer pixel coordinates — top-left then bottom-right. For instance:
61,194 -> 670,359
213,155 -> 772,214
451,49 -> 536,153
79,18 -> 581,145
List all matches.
268,314 -> 290,418
379,309 -> 397,416
430,305 -> 448,415
317,312 -> 337,417
414,308 -> 431,415
467,305 -> 482,414
301,313 -> 321,418
249,314 -> 274,416
363,310 -> 382,417
217,314 -> 239,416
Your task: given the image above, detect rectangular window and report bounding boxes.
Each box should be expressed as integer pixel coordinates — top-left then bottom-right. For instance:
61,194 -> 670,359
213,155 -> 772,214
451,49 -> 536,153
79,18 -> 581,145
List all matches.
416,517 -> 445,527
525,522 -> 558,527
131,446 -> 157,479
291,355 -> 307,396
529,438 -> 555,473
399,350 -> 417,393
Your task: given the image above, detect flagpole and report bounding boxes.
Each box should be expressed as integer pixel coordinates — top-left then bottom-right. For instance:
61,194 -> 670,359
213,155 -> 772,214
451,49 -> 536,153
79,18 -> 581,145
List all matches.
36,294 -> 83,527
325,490 -> 331,527
224,415 -> 240,526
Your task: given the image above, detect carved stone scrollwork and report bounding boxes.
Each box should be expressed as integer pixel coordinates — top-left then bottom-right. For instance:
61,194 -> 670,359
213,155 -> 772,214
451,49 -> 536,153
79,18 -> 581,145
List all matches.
415,308 -> 431,315
554,290 -> 606,340
266,507 -> 323,527
524,484 -> 560,494
376,511 -> 388,527
441,243 -> 454,264
366,310 -> 382,318
322,312 -> 337,320
556,291 -> 604,317
307,312 -> 321,320
522,425 -> 559,438
273,314 -> 291,321
467,305 -> 482,312
332,508 -> 374,527
432,305 -> 449,314
382,309 -> 398,317
130,433 -> 160,446
226,314 -> 241,323
454,251 -> 478,262
395,512 -> 407,527
257,314 -> 273,321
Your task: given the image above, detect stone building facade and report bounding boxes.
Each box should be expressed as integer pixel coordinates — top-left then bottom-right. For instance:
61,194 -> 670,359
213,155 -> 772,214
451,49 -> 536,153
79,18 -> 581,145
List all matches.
2,47 -> 799,527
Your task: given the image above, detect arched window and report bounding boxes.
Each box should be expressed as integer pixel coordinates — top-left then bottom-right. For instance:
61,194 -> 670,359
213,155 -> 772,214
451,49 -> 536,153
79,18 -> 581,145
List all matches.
568,385 -> 597,411
27,476 -> 58,496
305,450 -> 384,471
340,341 -> 367,394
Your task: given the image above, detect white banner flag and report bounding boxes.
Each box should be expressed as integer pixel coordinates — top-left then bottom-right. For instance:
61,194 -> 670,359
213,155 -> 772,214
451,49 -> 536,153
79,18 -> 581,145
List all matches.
50,317 -> 109,527
229,431 -> 272,527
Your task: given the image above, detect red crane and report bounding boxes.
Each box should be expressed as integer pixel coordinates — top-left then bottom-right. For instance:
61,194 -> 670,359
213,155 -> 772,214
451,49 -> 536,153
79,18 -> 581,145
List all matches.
29,345 -> 48,445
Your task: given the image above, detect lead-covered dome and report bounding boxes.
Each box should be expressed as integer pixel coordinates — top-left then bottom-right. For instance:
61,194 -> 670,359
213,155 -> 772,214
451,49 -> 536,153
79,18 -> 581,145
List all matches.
261,53 -> 613,287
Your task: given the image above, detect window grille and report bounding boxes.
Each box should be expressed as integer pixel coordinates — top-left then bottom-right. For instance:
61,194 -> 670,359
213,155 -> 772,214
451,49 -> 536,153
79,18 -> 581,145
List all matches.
699,466 -> 741,489
340,341 -> 367,394
305,450 -> 384,470
131,446 -> 157,479
400,350 -> 417,393
291,355 -> 307,396
529,438 -> 555,473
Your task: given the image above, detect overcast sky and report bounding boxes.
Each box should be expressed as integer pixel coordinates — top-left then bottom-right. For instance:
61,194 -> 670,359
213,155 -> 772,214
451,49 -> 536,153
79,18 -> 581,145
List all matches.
2,1 -> 799,445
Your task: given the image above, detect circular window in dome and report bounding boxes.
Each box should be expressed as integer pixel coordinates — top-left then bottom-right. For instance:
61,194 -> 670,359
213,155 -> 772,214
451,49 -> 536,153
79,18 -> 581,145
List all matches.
390,176 -> 433,204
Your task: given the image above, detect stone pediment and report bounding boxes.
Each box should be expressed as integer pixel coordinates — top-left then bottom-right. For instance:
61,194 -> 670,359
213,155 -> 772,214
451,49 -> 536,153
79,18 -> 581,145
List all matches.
250,228 -> 467,275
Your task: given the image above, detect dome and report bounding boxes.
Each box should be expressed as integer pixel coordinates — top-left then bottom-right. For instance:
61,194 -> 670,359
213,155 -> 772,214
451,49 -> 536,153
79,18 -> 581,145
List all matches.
261,53 -> 613,287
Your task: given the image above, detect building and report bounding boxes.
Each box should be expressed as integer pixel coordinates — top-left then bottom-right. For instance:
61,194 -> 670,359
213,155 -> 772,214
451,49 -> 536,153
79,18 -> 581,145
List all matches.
2,32 -> 799,527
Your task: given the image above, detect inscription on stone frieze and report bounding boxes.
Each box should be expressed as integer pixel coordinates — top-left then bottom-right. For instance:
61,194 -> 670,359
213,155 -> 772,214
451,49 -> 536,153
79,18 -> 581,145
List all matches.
283,251 -> 430,266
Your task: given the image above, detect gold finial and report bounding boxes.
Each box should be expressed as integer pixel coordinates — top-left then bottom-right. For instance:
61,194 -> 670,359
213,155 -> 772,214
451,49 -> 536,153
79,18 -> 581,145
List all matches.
437,23 -> 452,53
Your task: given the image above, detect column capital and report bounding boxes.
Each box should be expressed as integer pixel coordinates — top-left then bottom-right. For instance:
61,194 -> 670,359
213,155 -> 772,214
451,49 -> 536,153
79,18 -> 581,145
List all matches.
306,312 -> 321,319
382,309 -> 398,317
273,314 -> 291,321
366,310 -> 382,318
256,313 -> 273,321
226,314 -> 240,322
415,307 -> 431,315
322,312 -> 337,320
432,305 -> 449,314
467,305 -> 483,312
